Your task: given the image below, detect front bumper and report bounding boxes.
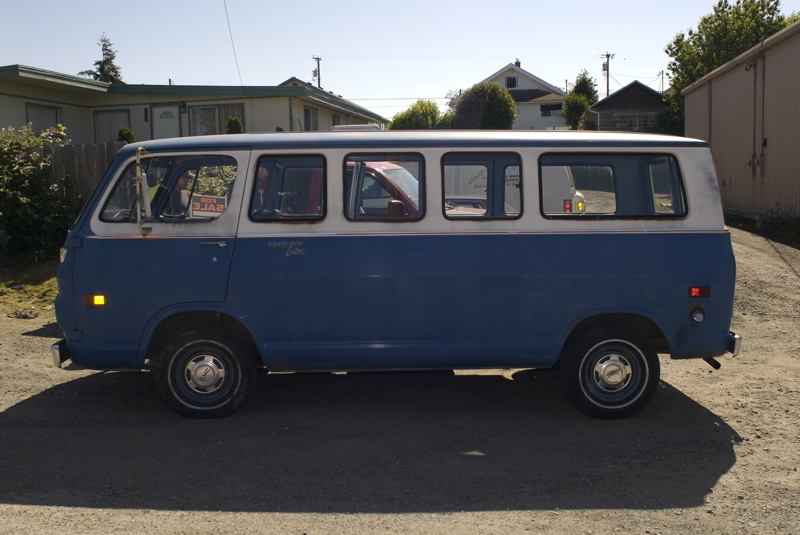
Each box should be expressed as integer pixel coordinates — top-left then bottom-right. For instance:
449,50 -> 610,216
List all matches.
51,339 -> 70,368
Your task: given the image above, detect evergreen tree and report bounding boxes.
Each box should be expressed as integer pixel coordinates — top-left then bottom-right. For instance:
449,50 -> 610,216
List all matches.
79,33 -> 125,84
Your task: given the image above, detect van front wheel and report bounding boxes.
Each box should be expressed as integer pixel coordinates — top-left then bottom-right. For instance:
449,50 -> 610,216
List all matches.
559,325 -> 660,419
154,326 -> 256,418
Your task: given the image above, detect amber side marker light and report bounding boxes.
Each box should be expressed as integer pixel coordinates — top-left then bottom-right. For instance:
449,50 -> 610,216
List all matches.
84,295 -> 107,306
689,286 -> 711,298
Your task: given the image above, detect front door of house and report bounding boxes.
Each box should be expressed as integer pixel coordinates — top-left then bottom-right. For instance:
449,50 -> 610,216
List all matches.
153,106 -> 180,139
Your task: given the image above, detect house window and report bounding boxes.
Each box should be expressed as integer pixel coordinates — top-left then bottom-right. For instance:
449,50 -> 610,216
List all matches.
26,103 -> 61,132
94,110 -> 131,142
541,103 -> 563,117
332,114 -> 341,127
189,104 -> 244,136
505,76 -> 517,89
304,107 -> 319,131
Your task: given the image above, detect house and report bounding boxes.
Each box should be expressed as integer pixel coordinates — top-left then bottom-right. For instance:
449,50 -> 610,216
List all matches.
589,80 -> 667,132
0,65 -> 386,144
682,20 -> 800,219
480,60 -> 567,130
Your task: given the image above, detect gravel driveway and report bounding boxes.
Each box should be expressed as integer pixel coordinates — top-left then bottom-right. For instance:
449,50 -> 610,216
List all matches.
0,226 -> 797,534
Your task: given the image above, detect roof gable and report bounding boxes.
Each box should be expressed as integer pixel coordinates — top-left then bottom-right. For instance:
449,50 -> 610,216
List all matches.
482,63 -> 565,96
591,81 -> 666,111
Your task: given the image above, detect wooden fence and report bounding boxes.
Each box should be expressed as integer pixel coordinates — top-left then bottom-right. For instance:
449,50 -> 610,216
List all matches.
50,141 -> 127,208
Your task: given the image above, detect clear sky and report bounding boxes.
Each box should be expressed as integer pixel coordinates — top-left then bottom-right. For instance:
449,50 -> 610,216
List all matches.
3,0 -> 800,121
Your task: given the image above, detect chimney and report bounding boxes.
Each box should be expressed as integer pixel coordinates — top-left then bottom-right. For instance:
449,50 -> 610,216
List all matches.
515,58 -> 521,67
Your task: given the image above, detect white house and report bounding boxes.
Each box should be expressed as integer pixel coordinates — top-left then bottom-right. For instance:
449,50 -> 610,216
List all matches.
0,65 -> 386,144
480,60 -> 567,130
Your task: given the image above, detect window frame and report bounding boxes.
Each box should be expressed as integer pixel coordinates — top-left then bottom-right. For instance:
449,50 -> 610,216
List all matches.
25,103 -> 62,132
94,109 -> 131,142
99,154 -> 240,223
538,152 -> 688,220
188,103 -> 245,136
248,154 -> 327,223
343,153 -> 425,222
441,152 -> 523,221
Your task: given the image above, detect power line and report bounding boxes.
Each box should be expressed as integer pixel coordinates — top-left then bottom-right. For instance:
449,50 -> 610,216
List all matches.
223,0 -> 245,87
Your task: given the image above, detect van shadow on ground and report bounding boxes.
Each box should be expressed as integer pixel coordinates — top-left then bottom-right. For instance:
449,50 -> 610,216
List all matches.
0,368 -> 740,513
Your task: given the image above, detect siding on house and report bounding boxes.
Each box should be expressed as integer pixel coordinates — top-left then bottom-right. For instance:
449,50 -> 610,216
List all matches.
683,21 -> 800,218
0,66 -> 386,145
481,62 -> 567,130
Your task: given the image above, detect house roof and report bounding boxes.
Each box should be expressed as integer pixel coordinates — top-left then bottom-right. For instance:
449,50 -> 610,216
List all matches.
0,64 -> 109,94
482,63 -> 566,96
590,80 -> 666,111
682,19 -> 800,95
0,64 -> 386,123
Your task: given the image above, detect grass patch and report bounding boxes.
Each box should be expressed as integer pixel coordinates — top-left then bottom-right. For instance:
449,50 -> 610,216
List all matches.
0,260 -> 59,318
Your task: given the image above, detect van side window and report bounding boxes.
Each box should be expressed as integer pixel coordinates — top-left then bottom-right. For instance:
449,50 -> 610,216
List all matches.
250,155 -> 325,221
443,153 -> 522,219
345,154 -> 424,221
101,155 -> 237,222
539,154 -> 686,218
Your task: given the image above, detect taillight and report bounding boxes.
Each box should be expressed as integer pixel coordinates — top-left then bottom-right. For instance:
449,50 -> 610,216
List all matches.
689,286 -> 711,298
563,200 -> 572,213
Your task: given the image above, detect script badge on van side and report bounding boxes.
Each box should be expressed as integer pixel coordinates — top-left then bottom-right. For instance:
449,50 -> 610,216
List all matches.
267,241 -> 305,257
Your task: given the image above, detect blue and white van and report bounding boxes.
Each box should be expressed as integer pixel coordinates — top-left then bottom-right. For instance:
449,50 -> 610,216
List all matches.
52,131 -> 741,419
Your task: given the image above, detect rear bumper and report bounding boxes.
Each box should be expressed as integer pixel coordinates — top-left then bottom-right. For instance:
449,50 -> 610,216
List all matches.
51,339 -> 70,368
729,331 -> 742,357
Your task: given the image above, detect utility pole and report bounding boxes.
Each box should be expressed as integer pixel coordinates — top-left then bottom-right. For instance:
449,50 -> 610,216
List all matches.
312,56 -> 322,88
601,52 -> 614,97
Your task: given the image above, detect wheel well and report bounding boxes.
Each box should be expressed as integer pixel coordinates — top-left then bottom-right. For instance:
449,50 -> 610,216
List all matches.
145,312 -> 259,367
563,314 -> 668,357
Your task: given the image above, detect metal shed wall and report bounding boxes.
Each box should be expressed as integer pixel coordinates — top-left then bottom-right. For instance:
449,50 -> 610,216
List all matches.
684,21 -> 800,218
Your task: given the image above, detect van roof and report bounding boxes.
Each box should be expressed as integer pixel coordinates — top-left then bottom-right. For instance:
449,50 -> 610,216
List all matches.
121,130 -> 709,155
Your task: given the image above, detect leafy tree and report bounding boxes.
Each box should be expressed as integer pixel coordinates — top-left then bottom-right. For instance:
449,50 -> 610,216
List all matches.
562,93 -> 590,130
0,124 -> 76,261
663,0 -> 789,134
388,100 -> 441,130
451,82 -> 517,129
79,33 -> 125,84
117,126 -> 136,143
226,117 -> 244,134
436,109 -> 455,129
572,70 -> 599,105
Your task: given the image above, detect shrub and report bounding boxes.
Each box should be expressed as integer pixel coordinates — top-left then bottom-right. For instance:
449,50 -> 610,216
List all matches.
0,124 -> 77,262
226,117 -> 244,134
117,125 -> 136,143
451,82 -> 517,129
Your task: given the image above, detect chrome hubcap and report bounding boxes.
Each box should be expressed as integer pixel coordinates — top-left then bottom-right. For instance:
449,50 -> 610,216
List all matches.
184,355 -> 226,394
593,354 -> 632,392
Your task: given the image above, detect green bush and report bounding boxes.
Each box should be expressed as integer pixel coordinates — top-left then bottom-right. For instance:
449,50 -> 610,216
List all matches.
117,125 -> 136,143
0,124 -> 77,262
451,82 -> 517,129
388,100 -> 441,130
226,117 -> 244,134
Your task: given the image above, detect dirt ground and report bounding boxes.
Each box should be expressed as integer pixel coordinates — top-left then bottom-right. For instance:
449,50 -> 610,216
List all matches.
0,226 -> 797,535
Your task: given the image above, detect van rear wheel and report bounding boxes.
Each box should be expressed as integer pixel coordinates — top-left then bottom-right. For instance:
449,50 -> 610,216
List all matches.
559,325 -> 660,419
154,325 -> 256,418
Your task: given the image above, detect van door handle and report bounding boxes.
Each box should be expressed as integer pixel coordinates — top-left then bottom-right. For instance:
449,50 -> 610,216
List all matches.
200,241 -> 228,248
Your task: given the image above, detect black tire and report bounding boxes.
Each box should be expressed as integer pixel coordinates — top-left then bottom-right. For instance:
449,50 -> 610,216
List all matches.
154,325 -> 257,418
559,325 -> 660,419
